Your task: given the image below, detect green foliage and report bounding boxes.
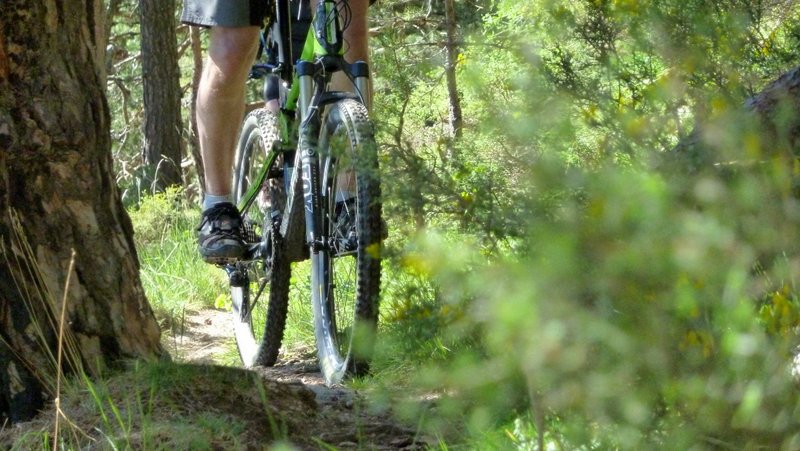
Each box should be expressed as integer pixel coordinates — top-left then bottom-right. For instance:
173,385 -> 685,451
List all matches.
99,0 -> 800,447
285,261 -> 317,348
129,188 -> 227,326
367,0 -> 800,448
387,160 -> 800,447
528,169 -> 793,443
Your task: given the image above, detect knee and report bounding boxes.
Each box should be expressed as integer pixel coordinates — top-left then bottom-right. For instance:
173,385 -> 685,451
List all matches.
207,26 -> 260,79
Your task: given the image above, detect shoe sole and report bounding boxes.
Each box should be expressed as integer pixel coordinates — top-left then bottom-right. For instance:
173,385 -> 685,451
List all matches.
200,246 -> 245,265
202,255 -> 241,265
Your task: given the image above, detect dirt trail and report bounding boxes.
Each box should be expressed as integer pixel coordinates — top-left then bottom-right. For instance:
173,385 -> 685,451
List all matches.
168,308 -> 426,450
165,307 -> 235,364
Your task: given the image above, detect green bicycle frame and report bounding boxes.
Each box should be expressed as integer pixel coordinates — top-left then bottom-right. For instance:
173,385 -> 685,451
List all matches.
238,0 -> 345,215
237,0 -> 371,254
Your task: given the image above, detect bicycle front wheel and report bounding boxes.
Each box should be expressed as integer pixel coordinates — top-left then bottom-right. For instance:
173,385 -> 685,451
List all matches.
311,99 -> 382,385
230,109 -> 291,367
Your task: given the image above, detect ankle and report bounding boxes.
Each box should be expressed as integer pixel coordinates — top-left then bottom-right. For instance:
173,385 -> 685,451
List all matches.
203,193 -> 234,211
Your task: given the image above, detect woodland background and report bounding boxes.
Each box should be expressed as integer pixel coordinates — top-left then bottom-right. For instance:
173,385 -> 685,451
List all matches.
3,0 -> 800,448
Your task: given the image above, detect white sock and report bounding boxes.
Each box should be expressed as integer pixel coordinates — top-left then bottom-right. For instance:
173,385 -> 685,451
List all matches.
203,193 -> 233,211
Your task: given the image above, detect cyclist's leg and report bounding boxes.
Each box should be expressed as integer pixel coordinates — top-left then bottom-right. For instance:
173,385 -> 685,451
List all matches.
341,0 -> 371,107
197,26 -> 261,201
309,0 -> 370,201
265,75 -> 280,113
185,0 -> 268,203
194,27 -> 261,263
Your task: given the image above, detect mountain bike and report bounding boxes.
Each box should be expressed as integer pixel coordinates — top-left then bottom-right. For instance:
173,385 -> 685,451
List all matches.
225,0 -> 382,386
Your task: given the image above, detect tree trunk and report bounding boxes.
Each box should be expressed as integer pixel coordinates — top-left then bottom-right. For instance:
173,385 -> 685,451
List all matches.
189,25 -> 206,194
140,0 -> 184,191
443,0 -> 463,143
670,65 -> 800,171
0,0 -> 164,424
103,0 -> 123,86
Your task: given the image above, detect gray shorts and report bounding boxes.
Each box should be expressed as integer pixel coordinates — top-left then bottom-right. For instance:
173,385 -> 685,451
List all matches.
182,0 -> 376,27
181,0 -> 269,27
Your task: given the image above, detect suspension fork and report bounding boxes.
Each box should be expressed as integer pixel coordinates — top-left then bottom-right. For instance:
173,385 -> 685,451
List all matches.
299,125 -> 324,252
297,61 -> 326,252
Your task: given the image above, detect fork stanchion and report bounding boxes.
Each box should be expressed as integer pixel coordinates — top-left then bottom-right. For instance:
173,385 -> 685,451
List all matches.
351,61 -> 370,111
296,61 -> 314,120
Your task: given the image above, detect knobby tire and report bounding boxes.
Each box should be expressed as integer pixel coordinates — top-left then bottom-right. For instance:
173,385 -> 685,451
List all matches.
310,99 -> 382,385
230,109 -> 291,367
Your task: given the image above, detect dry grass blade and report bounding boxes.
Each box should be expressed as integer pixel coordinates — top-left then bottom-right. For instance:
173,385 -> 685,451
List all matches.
53,249 -> 76,450
0,208 -> 91,444
1,210 -> 86,392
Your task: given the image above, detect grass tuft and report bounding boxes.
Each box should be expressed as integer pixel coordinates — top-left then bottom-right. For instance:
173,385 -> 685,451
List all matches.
1,361 -> 317,449
129,188 -> 228,332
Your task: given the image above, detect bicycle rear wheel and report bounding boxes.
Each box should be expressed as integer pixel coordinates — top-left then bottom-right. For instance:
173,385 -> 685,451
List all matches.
230,109 -> 291,367
310,99 -> 382,385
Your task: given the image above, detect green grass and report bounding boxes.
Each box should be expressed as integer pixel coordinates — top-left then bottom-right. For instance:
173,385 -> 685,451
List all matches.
129,189 -> 328,362
284,261 -> 316,349
124,191 -> 562,449
0,361 -> 306,450
129,188 -> 229,326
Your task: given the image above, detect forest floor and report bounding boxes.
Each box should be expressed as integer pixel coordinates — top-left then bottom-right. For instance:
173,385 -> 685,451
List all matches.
0,308 -> 431,450
163,308 -> 430,450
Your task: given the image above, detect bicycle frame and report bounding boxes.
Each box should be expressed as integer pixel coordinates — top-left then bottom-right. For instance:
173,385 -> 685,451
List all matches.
237,0 -> 371,262
228,0 -> 381,382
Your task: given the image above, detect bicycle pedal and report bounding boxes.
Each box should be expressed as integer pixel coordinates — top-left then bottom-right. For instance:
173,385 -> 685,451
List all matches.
226,266 -> 248,287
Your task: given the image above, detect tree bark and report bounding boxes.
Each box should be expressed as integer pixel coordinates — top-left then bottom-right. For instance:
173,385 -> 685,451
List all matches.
189,25 -> 206,194
670,65 -> 800,171
741,65 -> 800,153
0,0 -> 164,424
140,0 -> 184,191
103,0 -> 122,86
443,0 -> 463,143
